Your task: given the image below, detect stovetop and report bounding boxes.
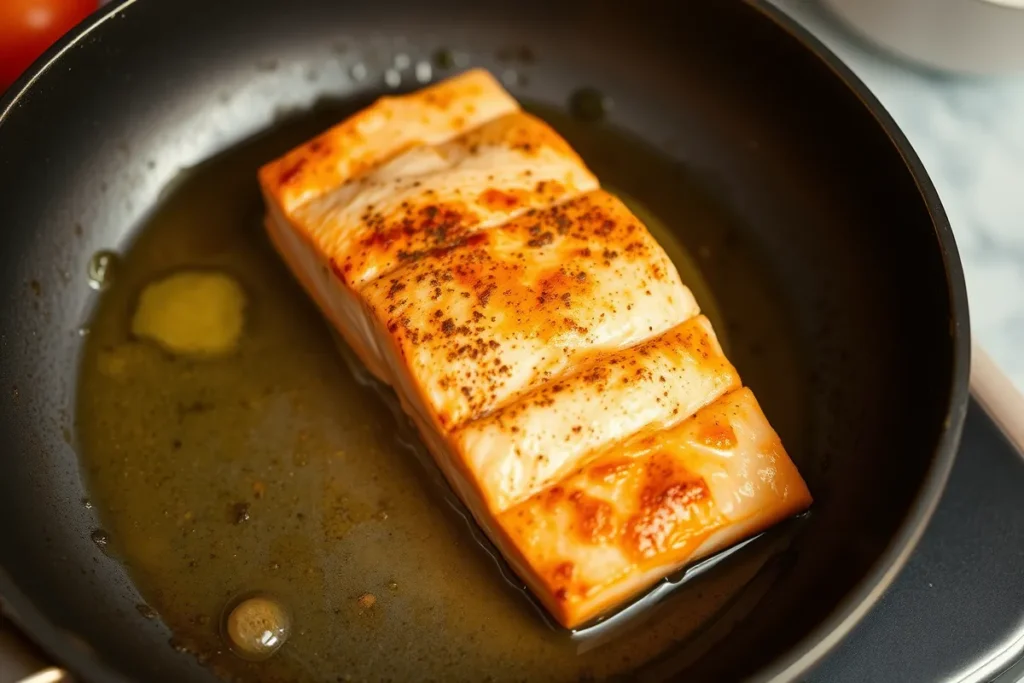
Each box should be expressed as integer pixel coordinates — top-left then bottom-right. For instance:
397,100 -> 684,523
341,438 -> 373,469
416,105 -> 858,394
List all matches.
2,397 -> 1021,683
807,399 -> 1024,683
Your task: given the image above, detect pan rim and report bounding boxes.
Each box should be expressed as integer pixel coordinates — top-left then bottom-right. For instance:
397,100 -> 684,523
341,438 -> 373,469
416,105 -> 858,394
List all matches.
0,1 -> 972,681
740,1 -> 971,681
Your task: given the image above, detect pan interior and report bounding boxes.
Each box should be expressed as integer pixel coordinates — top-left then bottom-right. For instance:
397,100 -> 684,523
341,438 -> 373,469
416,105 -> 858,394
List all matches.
71,94 -> 804,683
0,2 -> 961,682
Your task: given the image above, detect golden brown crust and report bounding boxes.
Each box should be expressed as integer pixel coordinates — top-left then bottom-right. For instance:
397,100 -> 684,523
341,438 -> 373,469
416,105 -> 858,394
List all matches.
258,68 -> 518,215
360,190 -> 695,429
288,110 -> 598,289
497,387 -> 812,628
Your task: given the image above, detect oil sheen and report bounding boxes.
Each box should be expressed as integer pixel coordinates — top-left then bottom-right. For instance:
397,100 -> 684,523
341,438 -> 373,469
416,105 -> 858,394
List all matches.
76,98 -> 795,683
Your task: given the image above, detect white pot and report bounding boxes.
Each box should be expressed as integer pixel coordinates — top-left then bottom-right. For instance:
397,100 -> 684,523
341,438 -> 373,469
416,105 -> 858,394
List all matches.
822,0 -> 1024,75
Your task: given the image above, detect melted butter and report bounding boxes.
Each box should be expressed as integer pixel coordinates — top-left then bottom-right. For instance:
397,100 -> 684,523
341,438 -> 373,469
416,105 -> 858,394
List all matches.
131,270 -> 246,357
76,97 -> 795,682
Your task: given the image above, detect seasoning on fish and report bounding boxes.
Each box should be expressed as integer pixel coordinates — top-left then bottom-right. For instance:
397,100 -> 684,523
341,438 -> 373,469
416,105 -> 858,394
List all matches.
258,68 -> 812,629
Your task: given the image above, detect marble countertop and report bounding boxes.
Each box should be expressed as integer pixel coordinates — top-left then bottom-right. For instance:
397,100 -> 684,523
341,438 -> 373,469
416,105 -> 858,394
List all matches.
773,0 -> 1024,394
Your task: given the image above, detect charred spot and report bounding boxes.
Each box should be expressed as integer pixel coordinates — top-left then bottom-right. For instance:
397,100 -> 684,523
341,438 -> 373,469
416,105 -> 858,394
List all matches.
571,492 -> 616,544
595,218 -> 616,237
441,318 -> 456,335
328,258 -> 345,280
478,188 -> 523,210
308,138 -> 330,155
554,212 -> 572,235
546,486 -> 565,505
699,421 -> 737,449
589,459 -> 632,484
527,231 -> 554,248
625,464 -> 711,558
387,280 -> 407,299
277,157 -> 306,185
553,562 -> 576,581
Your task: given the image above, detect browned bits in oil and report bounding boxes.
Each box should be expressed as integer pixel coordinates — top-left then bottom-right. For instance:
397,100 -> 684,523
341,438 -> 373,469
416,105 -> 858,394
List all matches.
90,528 -> 110,548
252,481 -> 265,499
169,637 -> 192,654
136,603 -> 157,619
432,48 -> 455,69
357,593 -> 376,610
232,502 -> 250,525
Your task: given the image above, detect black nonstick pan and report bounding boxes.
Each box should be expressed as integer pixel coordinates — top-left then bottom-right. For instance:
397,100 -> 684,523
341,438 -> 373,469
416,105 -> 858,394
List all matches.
0,1 -> 970,682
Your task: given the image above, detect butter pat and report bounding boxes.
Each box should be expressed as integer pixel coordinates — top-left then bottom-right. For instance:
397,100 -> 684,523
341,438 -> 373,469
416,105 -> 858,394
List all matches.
131,270 -> 246,357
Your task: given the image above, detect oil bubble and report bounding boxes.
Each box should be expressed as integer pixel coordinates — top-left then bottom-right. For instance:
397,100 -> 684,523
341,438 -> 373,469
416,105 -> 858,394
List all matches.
222,593 -> 291,661
87,250 -> 120,291
415,61 -> 432,83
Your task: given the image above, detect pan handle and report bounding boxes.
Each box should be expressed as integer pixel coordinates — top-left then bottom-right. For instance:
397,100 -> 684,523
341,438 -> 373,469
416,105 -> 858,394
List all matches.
971,339 -> 1024,457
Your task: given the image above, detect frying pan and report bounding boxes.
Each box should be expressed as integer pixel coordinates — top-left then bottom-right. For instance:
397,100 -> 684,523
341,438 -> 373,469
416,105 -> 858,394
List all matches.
0,0 -> 970,681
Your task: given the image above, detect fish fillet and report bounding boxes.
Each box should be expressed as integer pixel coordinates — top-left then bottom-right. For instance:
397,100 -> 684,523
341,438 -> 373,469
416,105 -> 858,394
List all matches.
258,68 -> 812,629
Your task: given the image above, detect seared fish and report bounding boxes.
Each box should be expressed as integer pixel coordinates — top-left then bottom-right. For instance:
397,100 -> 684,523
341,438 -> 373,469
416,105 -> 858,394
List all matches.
259,68 -> 812,629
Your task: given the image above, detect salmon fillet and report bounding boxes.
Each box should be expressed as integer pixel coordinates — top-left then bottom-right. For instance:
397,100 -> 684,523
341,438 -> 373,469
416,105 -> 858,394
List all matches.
258,68 -> 812,629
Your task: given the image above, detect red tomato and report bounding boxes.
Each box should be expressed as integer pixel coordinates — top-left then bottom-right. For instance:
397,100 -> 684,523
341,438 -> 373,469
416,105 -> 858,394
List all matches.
0,0 -> 99,92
